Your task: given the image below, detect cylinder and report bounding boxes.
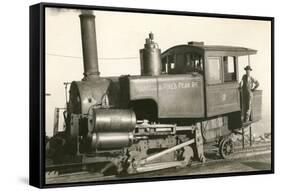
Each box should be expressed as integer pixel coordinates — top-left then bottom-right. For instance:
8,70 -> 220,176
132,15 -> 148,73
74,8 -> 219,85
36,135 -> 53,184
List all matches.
91,109 -> 136,132
91,132 -> 134,150
79,13 -> 99,80
140,32 -> 162,76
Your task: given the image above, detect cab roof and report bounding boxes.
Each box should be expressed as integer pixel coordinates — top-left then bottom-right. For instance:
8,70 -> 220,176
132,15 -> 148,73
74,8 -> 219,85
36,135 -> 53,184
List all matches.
162,43 -> 257,56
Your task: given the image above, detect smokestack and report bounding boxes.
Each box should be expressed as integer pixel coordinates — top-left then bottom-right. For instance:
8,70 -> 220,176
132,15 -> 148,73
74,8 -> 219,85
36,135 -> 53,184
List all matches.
79,13 -> 99,80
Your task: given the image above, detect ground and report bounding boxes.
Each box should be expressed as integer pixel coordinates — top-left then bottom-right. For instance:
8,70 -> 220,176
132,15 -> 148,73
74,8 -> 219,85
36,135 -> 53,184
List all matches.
46,148 -> 272,184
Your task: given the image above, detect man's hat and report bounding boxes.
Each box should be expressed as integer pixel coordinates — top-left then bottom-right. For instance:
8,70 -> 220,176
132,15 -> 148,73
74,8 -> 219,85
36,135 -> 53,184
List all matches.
244,65 -> 252,71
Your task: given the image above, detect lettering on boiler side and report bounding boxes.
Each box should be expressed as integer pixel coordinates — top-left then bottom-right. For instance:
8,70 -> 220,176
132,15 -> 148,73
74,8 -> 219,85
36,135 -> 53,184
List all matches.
133,80 -> 201,93
159,80 -> 200,91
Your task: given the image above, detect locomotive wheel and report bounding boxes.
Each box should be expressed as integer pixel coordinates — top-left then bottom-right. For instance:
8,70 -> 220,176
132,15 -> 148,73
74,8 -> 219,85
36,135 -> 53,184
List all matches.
46,136 -> 66,163
176,146 -> 194,167
122,150 -> 143,175
219,137 -> 234,159
101,162 -> 119,176
182,146 -> 194,166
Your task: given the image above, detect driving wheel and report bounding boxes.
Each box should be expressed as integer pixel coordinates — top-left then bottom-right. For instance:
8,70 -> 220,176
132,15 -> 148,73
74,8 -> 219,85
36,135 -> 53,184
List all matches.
219,137 -> 234,159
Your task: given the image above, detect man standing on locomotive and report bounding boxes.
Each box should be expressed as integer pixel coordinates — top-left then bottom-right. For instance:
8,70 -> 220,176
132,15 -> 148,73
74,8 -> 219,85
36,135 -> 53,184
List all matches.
239,65 -> 259,122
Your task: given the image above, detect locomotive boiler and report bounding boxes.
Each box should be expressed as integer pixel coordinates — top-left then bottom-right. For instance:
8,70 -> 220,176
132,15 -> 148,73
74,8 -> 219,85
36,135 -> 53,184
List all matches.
47,12 -> 262,175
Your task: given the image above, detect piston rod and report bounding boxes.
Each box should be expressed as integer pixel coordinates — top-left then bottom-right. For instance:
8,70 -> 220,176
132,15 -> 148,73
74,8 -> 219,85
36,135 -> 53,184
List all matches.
139,139 -> 195,165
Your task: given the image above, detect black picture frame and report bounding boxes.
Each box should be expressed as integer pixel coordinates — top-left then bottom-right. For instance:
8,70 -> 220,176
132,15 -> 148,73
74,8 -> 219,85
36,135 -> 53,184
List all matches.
30,2 -> 274,188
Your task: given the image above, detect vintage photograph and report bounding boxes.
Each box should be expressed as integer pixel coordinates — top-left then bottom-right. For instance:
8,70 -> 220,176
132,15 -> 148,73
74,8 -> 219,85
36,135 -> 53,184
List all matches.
44,6 -> 272,185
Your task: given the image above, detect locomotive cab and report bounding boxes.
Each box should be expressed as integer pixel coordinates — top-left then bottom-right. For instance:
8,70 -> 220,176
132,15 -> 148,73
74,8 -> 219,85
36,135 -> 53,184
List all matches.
204,45 -> 261,121
161,42 -> 259,120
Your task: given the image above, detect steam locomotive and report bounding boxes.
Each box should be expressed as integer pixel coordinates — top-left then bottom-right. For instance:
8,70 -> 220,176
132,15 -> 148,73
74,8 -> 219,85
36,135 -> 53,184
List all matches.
47,12 -> 262,175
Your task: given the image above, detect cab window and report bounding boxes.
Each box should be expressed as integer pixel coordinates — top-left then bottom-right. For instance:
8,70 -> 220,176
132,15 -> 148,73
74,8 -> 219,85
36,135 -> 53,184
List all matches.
207,57 -> 222,84
185,53 -> 203,73
162,53 -> 203,74
176,54 -> 185,72
223,56 -> 237,82
168,55 -> 175,73
162,55 -> 175,74
161,57 -> 167,73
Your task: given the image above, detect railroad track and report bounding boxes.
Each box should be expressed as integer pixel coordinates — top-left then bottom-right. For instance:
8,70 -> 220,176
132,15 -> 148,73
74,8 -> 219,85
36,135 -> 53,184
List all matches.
46,142 -> 271,184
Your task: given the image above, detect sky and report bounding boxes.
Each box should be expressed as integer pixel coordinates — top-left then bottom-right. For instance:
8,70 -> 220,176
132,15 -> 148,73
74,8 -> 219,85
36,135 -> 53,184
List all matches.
45,7 -> 271,137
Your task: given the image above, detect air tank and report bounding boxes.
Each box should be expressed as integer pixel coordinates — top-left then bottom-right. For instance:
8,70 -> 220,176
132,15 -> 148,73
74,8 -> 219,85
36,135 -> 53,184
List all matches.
91,132 -> 134,150
140,32 -> 162,76
88,109 -> 136,133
